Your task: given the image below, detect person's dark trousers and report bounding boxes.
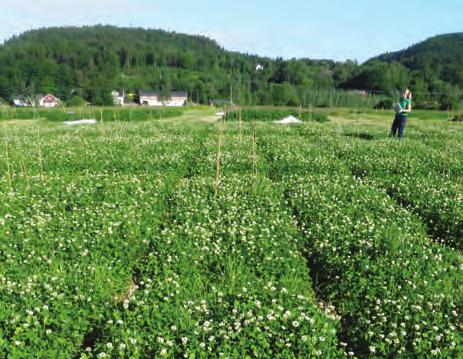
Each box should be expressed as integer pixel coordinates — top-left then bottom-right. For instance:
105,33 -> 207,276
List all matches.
390,114 -> 407,139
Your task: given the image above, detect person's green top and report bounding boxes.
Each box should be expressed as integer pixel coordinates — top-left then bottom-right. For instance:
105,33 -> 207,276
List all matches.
399,97 -> 411,113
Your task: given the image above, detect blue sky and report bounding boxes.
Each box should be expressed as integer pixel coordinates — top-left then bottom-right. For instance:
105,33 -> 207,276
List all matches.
0,0 -> 461,62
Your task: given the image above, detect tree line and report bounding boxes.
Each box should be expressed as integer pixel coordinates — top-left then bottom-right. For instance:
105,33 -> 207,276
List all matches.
0,26 -> 461,109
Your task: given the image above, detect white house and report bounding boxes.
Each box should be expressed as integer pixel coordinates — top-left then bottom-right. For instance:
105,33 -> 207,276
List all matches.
165,91 -> 188,107
112,90 -> 125,105
139,91 -> 161,106
13,96 -> 31,107
139,91 -> 187,107
39,94 -> 60,108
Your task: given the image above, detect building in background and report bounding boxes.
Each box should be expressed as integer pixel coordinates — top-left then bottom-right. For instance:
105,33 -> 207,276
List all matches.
39,94 -> 61,108
165,91 -> 188,107
112,90 -> 125,105
12,95 -> 31,107
12,94 -> 61,107
139,91 -> 187,107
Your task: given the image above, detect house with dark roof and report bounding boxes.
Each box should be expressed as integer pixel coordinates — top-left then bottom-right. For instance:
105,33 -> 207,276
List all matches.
139,91 -> 187,107
112,90 -> 125,106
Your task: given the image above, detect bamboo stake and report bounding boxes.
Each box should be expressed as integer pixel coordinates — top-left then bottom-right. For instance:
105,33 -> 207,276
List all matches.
252,130 -> 257,179
100,110 -> 104,137
118,110 -> 124,140
2,126 -> 13,191
214,124 -> 224,197
15,133 -> 30,190
239,108 -> 243,143
36,124 -> 44,183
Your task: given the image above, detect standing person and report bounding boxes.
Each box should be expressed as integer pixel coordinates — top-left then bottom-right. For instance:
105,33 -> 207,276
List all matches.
390,89 -> 412,139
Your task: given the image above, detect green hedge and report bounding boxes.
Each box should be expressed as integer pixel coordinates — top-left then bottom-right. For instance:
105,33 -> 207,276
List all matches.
225,108 -> 329,123
0,107 -> 185,122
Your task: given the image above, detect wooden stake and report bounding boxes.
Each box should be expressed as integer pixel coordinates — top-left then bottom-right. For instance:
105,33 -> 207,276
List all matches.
215,124 -> 224,197
252,130 -> 257,179
239,108 -> 243,143
36,125 -> 44,183
100,110 -> 104,137
2,126 -> 13,191
15,134 -> 30,190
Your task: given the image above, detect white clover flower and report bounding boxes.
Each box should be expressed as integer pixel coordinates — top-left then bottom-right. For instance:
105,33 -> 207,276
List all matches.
106,342 -> 113,349
369,346 -> 376,353
15,341 -> 21,346
160,348 -> 167,356
292,321 -> 299,328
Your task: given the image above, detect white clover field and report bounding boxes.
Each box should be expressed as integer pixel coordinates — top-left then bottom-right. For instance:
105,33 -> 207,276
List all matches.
0,116 -> 462,358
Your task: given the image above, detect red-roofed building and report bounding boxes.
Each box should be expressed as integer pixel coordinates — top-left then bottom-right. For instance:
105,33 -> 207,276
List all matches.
39,94 -> 61,108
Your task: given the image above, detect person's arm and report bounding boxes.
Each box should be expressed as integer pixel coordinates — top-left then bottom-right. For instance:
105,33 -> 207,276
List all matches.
404,93 -> 412,113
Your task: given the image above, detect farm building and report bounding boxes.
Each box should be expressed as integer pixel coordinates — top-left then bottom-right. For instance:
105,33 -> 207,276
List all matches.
112,90 -> 125,105
13,94 -> 61,107
13,95 -> 31,107
139,91 -> 187,107
39,94 -> 61,108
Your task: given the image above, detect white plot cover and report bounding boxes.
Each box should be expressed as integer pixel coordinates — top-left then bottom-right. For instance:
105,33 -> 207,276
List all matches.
274,115 -> 303,124
63,119 -> 97,126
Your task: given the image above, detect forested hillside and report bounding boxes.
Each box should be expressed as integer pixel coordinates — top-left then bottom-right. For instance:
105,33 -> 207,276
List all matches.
0,26 -> 461,109
345,33 -> 463,109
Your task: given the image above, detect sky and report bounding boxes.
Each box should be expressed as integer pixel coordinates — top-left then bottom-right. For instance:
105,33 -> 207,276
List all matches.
0,0 -> 461,62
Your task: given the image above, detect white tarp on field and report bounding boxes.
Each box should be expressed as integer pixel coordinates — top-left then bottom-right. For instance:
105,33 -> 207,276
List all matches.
63,119 -> 97,126
274,115 -> 302,125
